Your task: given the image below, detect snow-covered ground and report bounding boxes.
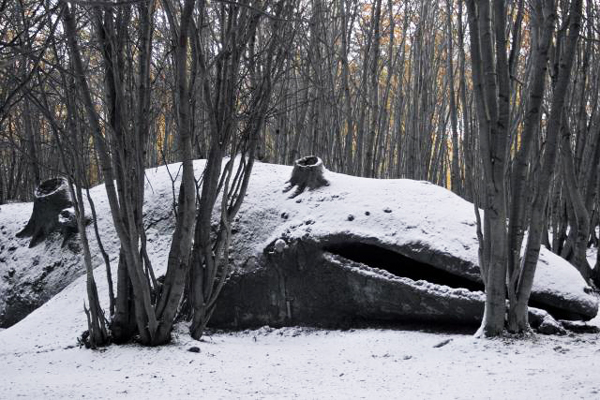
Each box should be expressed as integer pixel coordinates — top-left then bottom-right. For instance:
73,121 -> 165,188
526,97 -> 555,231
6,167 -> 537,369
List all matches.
1,160 -> 600,398
1,323 -> 599,399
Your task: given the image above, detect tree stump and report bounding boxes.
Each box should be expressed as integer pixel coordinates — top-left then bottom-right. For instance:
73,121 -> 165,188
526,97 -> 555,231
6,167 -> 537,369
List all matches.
16,177 -> 80,247
283,156 -> 329,198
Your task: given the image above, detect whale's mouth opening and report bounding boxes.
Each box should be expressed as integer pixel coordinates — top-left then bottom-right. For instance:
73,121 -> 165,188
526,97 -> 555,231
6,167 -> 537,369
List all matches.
323,241 -> 586,321
323,242 -> 483,291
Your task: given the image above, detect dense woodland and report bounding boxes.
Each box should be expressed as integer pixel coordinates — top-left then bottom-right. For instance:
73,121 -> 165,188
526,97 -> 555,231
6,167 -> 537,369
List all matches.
1,0 -> 599,344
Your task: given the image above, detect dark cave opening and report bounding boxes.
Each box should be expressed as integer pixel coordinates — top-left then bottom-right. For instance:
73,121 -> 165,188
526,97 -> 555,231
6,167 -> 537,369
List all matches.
323,241 -> 584,321
323,242 -> 483,291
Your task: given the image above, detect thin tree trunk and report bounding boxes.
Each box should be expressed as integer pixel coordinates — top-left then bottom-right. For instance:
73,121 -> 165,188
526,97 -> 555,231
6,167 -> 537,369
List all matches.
445,0 -> 461,195
506,0 -> 555,332
560,120 -> 592,279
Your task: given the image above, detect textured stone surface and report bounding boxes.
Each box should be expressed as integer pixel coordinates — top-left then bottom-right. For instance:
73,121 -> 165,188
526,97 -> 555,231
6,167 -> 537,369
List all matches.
212,236 -> 595,331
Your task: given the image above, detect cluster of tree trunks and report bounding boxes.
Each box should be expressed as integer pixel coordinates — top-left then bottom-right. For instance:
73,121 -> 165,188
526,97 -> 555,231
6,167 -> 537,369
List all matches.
466,0 -> 590,335
62,0 -> 296,346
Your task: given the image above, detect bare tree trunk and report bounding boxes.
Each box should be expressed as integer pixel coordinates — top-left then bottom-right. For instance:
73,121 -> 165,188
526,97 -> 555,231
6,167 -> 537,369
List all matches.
466,0 -> 509,337
61,1 -> 158,344
509,0 -> 583,332
364,0 -> 381,178
506,0 -> 555,332
189,1 -> 295,339
152,0 -> 198,345
23,99 -> 41,186
457,0 -> 473,200
560,120 -> 591,280
340,0 -> 355,174
70,178 -> 109,349
446,0 -> 462,195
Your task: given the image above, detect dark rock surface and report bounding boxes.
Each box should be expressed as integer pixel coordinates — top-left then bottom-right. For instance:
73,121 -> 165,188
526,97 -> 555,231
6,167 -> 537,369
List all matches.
211,237 -> 582,332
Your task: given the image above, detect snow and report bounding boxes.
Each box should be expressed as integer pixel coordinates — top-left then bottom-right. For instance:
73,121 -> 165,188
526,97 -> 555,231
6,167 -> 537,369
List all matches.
588,247 -> 598,269
1,160 -> 600,398
534,249 -> 595,308
1,323 -> 600,398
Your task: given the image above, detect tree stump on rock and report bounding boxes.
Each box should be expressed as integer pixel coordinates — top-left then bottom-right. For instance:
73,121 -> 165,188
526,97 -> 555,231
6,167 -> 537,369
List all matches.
283,156 -> 329,198
16,177 -> 82,247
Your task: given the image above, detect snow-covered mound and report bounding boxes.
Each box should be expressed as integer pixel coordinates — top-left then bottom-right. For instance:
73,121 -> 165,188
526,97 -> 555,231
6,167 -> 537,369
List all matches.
226,162 -> 597,323
0,163 -> 176,327
0,160 -> 597,332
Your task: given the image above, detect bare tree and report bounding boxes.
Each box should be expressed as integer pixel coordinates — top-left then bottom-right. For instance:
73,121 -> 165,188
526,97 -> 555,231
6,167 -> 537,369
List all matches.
187,0 -> 298,340
466,0 -> 584,335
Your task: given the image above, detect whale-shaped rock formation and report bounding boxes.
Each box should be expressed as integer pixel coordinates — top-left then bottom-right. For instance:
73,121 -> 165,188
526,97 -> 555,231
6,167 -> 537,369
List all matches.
0,160 -> 597,332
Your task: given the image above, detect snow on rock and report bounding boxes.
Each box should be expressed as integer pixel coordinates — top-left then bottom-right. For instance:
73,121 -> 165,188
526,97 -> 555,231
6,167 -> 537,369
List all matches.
229,163 -> 597,321
0,163 -> 180,328
0,201 -> 85,327
534,250 -> 597,318
0,159 -> 597,332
